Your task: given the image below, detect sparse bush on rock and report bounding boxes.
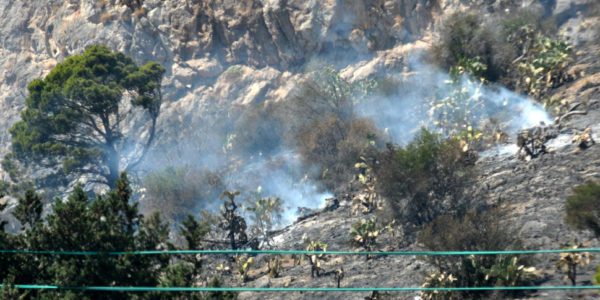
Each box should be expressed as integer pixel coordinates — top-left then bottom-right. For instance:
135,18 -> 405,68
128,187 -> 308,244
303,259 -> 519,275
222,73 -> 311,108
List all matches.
565,181 -> 600,236
418,209 -> 538,299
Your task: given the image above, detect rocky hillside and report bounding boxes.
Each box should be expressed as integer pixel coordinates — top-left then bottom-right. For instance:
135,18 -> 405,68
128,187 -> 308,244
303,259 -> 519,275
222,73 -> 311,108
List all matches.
1,0 -> 600,299
3,0 -> 588,169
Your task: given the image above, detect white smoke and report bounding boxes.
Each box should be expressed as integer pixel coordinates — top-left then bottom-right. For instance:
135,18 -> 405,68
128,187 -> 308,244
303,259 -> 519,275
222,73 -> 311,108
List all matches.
356,58 -> 552,144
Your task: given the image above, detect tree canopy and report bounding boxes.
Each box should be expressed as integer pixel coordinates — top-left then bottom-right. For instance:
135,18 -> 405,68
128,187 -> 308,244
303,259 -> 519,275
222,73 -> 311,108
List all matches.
8,45 -> 165,188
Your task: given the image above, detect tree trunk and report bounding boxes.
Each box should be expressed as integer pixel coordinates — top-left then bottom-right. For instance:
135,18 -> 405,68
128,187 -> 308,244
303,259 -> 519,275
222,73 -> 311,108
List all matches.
106,145 -> 120,189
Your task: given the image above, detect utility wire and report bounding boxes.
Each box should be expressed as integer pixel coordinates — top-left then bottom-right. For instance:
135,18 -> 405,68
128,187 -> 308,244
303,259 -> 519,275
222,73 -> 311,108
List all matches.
1,248 -> 599,256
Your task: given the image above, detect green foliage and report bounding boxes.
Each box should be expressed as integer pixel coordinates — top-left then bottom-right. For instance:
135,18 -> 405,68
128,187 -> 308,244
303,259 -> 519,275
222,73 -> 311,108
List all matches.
594,265 -> 600,286
305,239 -> 328,278
13,190 -> 43,230
350,218 -> 380,253
565,182 -> 600,236
432,12 -> 511,82
374,129 -> 472,226
432,9 -> 572,100
1,154 -> 22,183
418,209 -> 537,299
420,271 -> 459,300
235,256 -> 254,282
352,159 -> 379,214
178,214 -> 212,278
0,276 -> 23,300
204,277 -> 237,300
0,174 -> 242,299
9,45 -> 165,188
157,264 -> 236,300
181,215 -> 211,251
514,35 -> 573,99
246,196 -> 283,246
157,263 -> 201,300
1,173 -> 171,299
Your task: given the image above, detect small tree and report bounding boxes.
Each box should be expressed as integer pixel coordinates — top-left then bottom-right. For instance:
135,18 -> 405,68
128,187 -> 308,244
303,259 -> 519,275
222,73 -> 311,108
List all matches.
235,255 -> 254,283
247,196 -> 283,247
220,191 -> 248,250
350,218 -> 381,259
305,240 -> 328,278
13,190 -> 43,230
8,45 -> 165,188
3,173 -> 171,300
179,214 -> 211,275
557,242 -> 593,286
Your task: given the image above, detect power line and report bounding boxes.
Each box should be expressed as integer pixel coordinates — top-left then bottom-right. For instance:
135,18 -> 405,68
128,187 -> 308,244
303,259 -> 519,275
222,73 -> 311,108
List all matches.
1,284 -> 599,292
1,248 -> 599,256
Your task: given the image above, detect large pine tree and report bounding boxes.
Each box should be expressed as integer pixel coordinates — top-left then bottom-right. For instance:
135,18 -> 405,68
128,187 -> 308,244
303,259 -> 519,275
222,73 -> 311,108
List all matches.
8,45 -> 165,188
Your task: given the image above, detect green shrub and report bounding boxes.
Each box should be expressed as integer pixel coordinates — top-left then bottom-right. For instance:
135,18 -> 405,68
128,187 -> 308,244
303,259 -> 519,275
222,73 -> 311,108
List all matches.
235,255 -> 254,282
157,263 -> 202,300
374,129 -> 472,226
2,173 -> 172,299
247,196 -> 283,246
431,12 -> 512,82
418,209 -> 538,299
565,182 -> 600,236
514,35 -> 573,99
350,218 -> 381,252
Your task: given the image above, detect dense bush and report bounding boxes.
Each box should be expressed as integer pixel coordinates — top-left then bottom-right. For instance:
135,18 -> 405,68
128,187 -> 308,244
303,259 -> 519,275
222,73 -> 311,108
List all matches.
418,209 -> 538,299
296,117 -> 381,190
431,12 -> 512,82
374,129 -> 473,226
141,167 -> 225,224
565,182 -> 600,236
283,67 -> 382,190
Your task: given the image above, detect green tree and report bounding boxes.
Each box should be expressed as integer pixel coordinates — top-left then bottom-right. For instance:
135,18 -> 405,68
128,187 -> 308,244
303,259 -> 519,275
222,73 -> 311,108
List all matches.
9,45 -> 165,188
13,190 -> 43,230
3,173 -> 170,299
